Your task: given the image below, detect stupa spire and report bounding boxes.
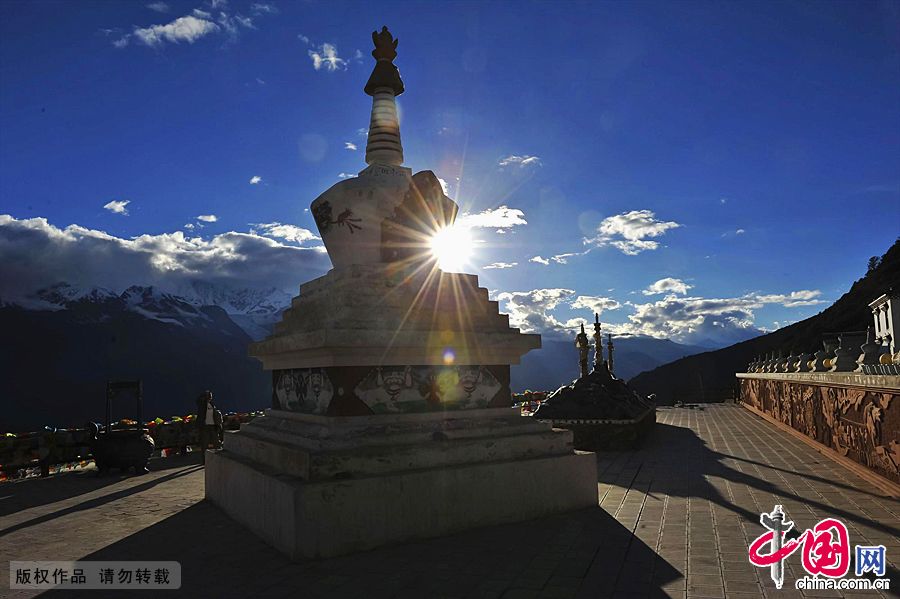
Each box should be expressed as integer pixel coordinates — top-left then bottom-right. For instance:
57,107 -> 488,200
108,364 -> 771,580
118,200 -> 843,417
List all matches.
607,332 -> 615,377
592,313 -> 603,369
364,26 -> 404,166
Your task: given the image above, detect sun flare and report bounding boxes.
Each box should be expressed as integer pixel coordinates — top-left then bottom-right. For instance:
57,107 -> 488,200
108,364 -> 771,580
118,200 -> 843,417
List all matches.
430,225 -> 473,272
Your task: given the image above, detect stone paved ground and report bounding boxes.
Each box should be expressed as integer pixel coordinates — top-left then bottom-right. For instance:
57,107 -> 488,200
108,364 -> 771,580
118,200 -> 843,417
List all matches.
1,404 -> 897,599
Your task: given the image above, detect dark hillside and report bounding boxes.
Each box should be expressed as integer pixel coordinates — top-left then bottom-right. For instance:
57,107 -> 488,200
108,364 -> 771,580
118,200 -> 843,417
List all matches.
629,239 -> 900,404
0,302 -> 269,431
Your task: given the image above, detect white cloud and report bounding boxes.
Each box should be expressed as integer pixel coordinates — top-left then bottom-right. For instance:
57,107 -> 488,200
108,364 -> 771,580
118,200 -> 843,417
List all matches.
617,289 -> 824,343
298,33 -> 310,45
489,283 -> 824,345
337,172 -> 355,179
212,9 -> 255,37
116,3 -> 267,48
103,200 -> 130,215
438,177 -> 450,195
735,228 -> 745,235
495,288 -> 576,335
493,288 -> 617,339
249,175 -> 262,185
498,155 -> 542,168
756,289 -> 824,308
344,141 -> 357,151
308,43 -> 346,71
456,206 -> 527,230
584,209 -> 681,255
570,295 -> 621,315
210,0 -> 228,7
250,3 -> 278,15
526,251 -> 587,266
197,214 -> 218,223
184,223 -> 195,230
621,295 -> 760,344
483,262 -> 518,270
232,15 -> 254,29
643,277 -> 692,296
250,222 -> 319,244
132,15 -> 219,47
0,215 -> 331,300
550,251 -> 587,264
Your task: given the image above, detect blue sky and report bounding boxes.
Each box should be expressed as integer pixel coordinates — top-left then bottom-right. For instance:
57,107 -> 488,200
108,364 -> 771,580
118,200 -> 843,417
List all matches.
1,0 -> 898,346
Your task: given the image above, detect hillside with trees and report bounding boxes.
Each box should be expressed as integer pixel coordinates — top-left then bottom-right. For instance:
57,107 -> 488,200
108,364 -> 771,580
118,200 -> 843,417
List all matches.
629,239 -> 899,404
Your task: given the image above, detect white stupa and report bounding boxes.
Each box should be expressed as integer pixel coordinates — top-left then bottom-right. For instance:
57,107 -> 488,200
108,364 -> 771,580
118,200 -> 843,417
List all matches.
206,27 -> 597,559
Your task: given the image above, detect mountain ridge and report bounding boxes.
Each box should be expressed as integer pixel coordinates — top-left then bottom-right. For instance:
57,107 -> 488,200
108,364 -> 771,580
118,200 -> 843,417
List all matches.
629,238 -> 900,404
3,281 -> 288,339
0,293 -> 270,431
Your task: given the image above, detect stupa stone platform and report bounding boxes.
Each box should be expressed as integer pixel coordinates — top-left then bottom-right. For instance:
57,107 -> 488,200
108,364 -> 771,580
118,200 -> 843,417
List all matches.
207,407 -> 595,559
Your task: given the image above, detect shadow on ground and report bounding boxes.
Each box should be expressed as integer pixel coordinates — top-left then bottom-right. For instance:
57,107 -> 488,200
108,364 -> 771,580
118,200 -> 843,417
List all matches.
0,464 -> 203,538
604,422 -> 900,538
0,454 -> 203,518
39,496 -> 681,598
599,418 -> 900,593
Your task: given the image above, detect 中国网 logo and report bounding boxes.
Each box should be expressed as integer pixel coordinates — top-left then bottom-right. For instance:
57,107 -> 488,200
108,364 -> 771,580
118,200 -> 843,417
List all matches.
748,505 -> 890,592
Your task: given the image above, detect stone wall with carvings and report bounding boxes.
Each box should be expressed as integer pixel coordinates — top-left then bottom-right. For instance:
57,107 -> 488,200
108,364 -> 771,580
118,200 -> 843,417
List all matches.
738,375 -> 899,484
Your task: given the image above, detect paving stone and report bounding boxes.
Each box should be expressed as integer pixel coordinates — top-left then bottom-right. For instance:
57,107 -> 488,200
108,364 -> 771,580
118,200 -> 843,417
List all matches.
2,405 -> 897,599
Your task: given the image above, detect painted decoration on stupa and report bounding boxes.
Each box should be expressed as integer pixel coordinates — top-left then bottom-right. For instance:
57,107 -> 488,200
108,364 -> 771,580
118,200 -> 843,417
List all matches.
311,200 -> 363,235
354,365 -> 502,413
273,368 -> 333,414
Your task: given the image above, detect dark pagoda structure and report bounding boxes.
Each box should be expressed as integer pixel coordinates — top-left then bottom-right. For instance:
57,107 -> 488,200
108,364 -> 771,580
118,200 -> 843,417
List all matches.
533,314 -> 655,449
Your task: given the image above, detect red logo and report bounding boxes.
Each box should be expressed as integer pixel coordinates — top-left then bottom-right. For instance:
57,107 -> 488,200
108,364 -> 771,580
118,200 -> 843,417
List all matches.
749,505 -> 851,588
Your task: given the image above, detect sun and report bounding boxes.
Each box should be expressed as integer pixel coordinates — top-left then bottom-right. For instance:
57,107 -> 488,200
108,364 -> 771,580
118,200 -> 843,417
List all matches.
429,225 -> 473,272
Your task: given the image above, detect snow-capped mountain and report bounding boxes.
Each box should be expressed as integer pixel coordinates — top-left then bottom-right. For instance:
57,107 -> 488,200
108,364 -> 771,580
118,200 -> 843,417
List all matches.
28,283 -> 225,331
36,282 -> 119,306
16,281 -> 291,339
171,281 -> 292,340
172,280 -> 292,316
0,282 -> 272,430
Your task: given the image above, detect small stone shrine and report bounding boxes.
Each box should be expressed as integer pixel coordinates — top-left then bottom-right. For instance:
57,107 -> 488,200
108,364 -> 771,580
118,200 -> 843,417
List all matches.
533,314 -> 656,449
205,27 -> 598,560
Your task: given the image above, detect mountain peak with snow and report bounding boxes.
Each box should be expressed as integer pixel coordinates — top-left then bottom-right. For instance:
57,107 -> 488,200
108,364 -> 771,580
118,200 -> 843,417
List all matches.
8,281 -> 289,340
173,280 -> 292,316
36,282 -> 119,306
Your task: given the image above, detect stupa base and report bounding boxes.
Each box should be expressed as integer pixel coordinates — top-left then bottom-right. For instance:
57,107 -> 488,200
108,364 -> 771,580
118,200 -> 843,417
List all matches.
548,408 -> 657,450
205,408 -> 598,559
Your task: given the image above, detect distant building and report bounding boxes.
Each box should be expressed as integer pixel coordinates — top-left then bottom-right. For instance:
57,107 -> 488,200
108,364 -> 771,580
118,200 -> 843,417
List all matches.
869,292 -> 899,354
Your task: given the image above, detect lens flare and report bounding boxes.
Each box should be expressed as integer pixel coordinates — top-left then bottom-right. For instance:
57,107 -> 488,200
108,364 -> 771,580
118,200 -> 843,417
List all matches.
430,225 -> 472,272
442,348 -> 456,365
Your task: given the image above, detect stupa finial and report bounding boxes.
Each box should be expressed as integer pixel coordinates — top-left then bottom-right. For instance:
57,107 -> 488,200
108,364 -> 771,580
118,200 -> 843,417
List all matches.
576,323 -> 589,378
364,26 -> 404,97
592,313 -> 603,369
364,25 -> 404,166
371,26 -> 398,62
607,332 -> 615,377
